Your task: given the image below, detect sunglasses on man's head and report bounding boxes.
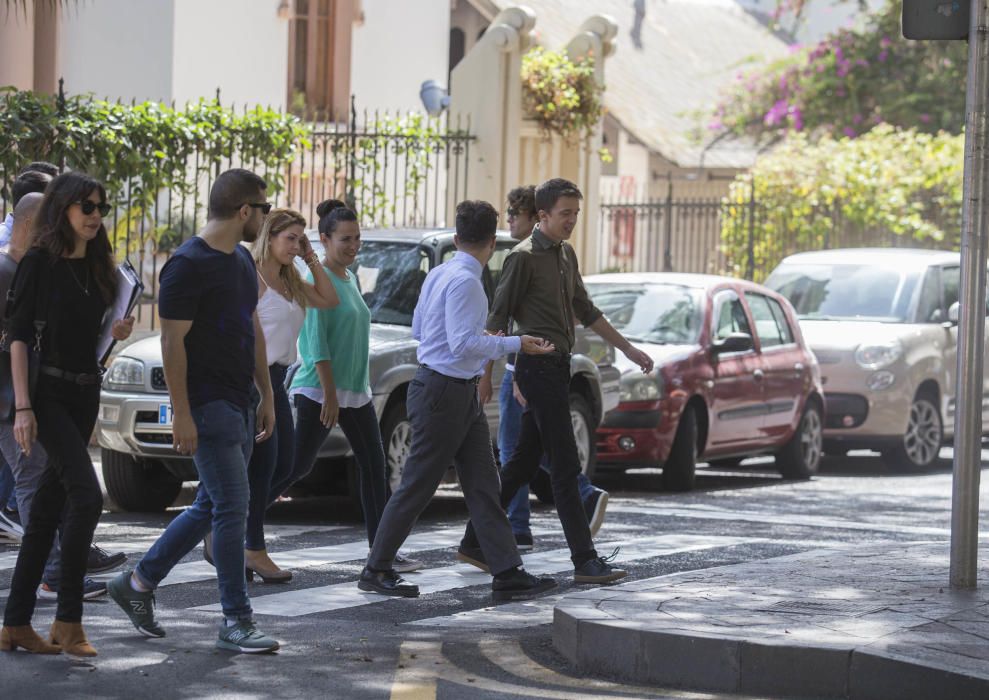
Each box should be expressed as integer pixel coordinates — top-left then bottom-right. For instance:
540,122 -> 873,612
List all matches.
246,202 -> 273,215
77,200 -> 112,217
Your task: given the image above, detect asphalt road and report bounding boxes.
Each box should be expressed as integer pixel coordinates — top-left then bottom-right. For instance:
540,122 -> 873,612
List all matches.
2,448 -> 987,699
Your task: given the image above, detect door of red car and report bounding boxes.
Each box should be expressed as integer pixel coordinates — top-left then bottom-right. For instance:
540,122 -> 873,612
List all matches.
707,289 -> 765,448
744,292 -> 805,443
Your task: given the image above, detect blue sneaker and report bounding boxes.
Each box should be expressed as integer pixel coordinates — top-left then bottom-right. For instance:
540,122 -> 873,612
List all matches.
216,620 -> 280,654
106,570 -> 166,638
37,577 -> 106,600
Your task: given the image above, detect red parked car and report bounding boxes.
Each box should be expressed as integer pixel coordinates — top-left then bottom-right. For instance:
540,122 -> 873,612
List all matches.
585,273 -> 824,490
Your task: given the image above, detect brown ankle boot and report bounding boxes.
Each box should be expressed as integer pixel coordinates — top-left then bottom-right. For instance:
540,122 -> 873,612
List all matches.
48,620 -> 97,657
0,625 -> 62,654
245,549 -> 293,583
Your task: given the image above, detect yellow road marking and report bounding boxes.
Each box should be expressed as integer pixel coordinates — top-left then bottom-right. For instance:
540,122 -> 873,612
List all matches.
389,638 -> 680,699
479,638 -> 729,699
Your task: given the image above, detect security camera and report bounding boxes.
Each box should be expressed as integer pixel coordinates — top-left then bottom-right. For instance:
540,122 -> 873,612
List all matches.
420,80 -> 451,117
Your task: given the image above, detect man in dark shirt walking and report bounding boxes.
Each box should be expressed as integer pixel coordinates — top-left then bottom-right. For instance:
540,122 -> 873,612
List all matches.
460,178 -> 654,584
108,169 -> 280,653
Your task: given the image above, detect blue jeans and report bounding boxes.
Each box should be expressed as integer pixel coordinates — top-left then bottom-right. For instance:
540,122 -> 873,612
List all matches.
499,370 -> 596,537
0,459 -> 14,511
245,364 -> 294,551
136,400 -> 254,621
0,425 -> 61,584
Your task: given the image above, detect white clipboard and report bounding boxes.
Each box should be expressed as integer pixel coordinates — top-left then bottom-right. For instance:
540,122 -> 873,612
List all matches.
97,260 -> 144,367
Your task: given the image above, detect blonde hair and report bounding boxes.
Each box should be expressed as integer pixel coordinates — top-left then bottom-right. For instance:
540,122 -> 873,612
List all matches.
251,207 -> 310,308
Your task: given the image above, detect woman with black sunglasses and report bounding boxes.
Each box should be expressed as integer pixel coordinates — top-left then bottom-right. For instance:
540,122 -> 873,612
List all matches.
0,172 -> 133,657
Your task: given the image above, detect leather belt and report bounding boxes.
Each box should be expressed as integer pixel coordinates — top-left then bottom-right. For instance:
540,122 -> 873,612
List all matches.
40,365 -> 103,385
418,365 -> 482,385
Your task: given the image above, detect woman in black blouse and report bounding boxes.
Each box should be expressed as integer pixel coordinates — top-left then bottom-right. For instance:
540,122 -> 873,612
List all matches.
0,172 -> 133,657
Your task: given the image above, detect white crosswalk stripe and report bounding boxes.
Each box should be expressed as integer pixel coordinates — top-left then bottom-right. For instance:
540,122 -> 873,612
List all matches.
0,525 -> 348,575
191,533 -> 760,617
609,503 -> 969,538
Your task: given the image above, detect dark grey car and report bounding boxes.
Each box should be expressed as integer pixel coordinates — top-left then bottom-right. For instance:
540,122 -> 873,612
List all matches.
98,229 -> 620,512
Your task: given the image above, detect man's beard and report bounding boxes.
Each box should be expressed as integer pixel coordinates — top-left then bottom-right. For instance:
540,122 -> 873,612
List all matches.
243,221 -> 260,243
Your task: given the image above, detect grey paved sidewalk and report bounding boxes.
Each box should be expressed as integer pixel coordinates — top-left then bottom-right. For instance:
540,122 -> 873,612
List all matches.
553,542 -> 989,699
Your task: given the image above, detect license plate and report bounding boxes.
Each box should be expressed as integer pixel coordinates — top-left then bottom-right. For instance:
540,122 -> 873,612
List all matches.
158,403 -> 173,427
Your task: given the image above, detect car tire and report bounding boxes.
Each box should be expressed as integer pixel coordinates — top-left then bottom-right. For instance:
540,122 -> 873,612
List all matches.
101,448 -> 182,513
663,405 -> 698,492
776,403 -> 824,480
707,457 -> 744,468
381,399 -> 413,495
570,392 -> 598,481
881,394 -> 944,472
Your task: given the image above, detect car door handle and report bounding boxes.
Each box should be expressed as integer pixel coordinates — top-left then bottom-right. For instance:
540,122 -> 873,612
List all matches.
753,369 -> 764,381
794,362 -> 804,378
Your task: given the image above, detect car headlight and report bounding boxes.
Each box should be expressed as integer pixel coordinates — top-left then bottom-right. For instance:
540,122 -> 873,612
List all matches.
854,340 -> 902,370
619,372 -> 663,402
105,357 -> 145,390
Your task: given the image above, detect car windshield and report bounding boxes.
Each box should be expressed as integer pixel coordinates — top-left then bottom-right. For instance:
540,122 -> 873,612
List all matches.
765,263 -> 920,322
350,241 -> 431,326
587,282 -> 703,345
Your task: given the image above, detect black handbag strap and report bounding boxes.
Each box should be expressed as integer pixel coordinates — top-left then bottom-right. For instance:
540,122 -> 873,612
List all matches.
1,253 -> 52,354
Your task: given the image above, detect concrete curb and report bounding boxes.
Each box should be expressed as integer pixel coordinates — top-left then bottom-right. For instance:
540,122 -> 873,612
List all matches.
552,543 -> 989,700
553,607 -> 989,699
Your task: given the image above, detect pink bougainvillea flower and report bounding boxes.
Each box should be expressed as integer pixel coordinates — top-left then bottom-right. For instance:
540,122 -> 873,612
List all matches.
792,107 -> 804,131
843,127 -> 856,137
919,113 -> 932,123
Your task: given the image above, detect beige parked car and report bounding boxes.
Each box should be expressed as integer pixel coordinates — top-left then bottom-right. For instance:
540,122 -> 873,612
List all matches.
765,248 -> 989,471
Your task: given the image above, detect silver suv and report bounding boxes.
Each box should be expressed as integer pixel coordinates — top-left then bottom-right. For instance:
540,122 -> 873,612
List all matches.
98,229 -> 620,511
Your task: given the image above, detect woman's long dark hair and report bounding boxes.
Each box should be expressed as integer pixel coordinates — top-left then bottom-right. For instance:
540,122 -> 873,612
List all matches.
33,172 -> 118,304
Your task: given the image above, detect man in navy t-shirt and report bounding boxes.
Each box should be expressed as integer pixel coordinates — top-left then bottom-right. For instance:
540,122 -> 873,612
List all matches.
108,169 -> 281,654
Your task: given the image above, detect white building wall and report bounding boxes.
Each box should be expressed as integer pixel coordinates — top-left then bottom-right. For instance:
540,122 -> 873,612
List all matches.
350,0 -> 450,115
58,0 -> 174,102
171,0 -> 288,109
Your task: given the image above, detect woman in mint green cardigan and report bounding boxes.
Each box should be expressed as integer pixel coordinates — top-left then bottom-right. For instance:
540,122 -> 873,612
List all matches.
284,200 -> 421,573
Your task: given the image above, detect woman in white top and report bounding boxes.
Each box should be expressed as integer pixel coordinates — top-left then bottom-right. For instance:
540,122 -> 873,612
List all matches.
243,208 -> 338,582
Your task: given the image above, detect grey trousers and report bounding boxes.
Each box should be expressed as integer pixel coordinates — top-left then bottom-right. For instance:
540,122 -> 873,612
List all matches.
367,367 -> 522,575
0,424 -> 61,583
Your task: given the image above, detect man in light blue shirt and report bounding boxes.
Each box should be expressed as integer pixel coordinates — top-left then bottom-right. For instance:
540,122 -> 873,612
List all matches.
359,200 -> 558,602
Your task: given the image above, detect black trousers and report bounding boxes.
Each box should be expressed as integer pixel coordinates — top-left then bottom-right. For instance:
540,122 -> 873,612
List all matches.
291,395 -> 388,546
463,353 -> 597,567
3,375 -> 101,625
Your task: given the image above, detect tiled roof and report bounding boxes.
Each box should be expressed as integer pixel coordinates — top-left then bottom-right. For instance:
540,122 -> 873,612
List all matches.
481,0 -> 789,168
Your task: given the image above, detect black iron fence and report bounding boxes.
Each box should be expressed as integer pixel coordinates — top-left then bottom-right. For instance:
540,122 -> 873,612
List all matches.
598,186 -> 961,281
1,92 -> 473,331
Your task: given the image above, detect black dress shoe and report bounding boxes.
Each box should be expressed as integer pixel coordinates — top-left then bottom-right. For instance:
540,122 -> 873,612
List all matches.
357,567 -> 419,597
574,556 -> 627,584
492,568 -> 557,601
456,544 -> 490,573
86,545 -> 127,574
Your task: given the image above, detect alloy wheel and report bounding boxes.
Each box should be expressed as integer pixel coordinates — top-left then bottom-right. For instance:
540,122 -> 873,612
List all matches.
386,419 -> 413,493
571,408 -> 590,474
903,399 -> 942,466
800,407 -> 823,474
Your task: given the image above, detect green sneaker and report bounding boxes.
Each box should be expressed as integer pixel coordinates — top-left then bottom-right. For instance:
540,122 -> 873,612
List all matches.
216,620 -> 280,654
106,570 -> 166,638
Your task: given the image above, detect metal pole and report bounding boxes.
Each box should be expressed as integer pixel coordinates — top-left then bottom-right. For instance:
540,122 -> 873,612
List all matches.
950,0 -> 989,589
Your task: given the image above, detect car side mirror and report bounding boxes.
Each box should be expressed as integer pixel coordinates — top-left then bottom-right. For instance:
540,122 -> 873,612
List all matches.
947,301 -> 960,326
712,332 -> 753,354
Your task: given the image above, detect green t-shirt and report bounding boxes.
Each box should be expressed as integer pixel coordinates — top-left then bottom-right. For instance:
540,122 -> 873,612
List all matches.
290,267 -> 371,395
